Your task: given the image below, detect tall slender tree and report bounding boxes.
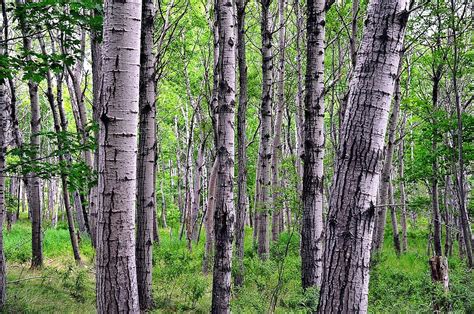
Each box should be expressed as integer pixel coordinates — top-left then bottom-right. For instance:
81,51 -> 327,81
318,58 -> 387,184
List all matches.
136,0 -> 157,309
301,0 -> 327,289
211,0 -> 236,310
317,0 -> 410,310
257,0 -> 273,260
0,72 -> 7,309
96,0 -> 142,311
16,0 -> 43,268
235,0 -> 248,287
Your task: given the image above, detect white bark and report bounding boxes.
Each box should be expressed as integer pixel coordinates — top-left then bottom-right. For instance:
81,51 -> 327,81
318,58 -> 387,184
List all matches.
96,0 -> 142,311
318,0 -> 409,310
301,0 -> 326,289
211,0 -> 236,310
0,79 -> 7,308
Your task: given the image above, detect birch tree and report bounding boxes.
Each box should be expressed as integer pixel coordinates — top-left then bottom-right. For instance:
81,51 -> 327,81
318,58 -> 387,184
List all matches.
96,0 -> 142,311
317,0 -> 410,310
235,0 -> 248,287
16,0 -> 43,268
211,0 -> 236,310
301,0 -> 327,289
0,74 -> 7,309
136,0 -> 157,309
257,0 -> 273,260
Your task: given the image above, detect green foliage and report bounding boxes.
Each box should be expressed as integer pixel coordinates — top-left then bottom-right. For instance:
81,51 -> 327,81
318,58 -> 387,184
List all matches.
6,127 -> 97,192
2,218 -> 474,312
60,264 -> 89,303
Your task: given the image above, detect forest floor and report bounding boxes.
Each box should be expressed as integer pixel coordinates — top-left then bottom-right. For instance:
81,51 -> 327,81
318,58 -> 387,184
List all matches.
1,216 -> 473,313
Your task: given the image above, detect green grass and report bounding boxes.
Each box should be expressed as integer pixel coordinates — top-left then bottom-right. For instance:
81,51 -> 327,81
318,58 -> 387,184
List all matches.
1,218 -> 473,313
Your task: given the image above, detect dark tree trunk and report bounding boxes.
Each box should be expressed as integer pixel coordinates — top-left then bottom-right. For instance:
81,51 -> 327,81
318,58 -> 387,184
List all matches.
257,0 -> 273,260
136,0 -> 157,309
235,0 -> 248,288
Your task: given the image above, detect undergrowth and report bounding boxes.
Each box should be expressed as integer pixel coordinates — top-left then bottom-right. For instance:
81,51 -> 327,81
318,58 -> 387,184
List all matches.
1,219 -> 473,313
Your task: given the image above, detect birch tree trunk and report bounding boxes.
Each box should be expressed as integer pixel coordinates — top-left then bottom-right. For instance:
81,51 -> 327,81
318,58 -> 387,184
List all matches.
211,0 -> 236,310
301,0 -> 326,289
135,0 -> 156,309
235,0 -> 248,287
257,0 -> 273,260
96,0 -> 142,311
0,79 -> 7,308
317,0 -> 409,310
16,0 -> 43,268
271,0 -> 286,242
373,58 -> 403,252
294,0 -> 304,196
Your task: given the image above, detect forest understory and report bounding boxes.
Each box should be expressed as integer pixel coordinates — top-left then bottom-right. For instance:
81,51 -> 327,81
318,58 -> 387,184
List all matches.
2,216 -> 474,313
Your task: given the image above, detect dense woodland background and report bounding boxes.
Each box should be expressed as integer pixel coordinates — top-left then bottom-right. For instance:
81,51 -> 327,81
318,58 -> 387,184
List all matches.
0,0 -> 473,312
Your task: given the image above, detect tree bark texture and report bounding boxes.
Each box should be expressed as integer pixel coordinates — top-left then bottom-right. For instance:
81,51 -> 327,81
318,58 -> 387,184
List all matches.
257,0 -> 273,260
317,0 -> 409,310
211,0 -> 236,311
0,79 -> 7,308
96,0 -> 142,312
136,0 -> 156,309
301,0 -> 325,289
235,0 -> 248,288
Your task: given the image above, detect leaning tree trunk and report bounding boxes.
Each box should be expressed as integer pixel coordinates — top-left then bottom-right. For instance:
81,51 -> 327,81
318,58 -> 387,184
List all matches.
317,0 -> 409,311
211,0 -> 236,311
235,0 -> 248,288
96,0 -> 142,311
373,57 -> 403,252
257,0 -> 273,260
136,0 -> 156,309
271,0 -> 286,242
301,0 -> 326,289
16,0 -> 43,268
0,78 -> 7,308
